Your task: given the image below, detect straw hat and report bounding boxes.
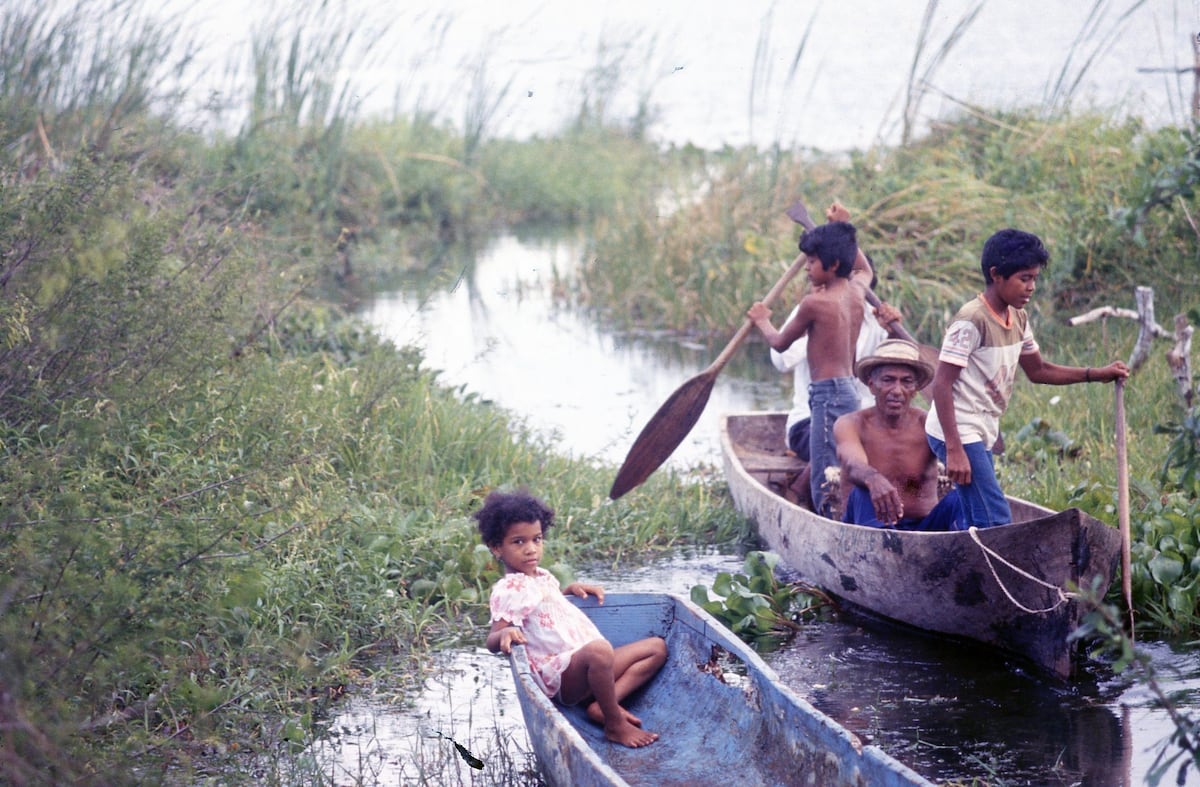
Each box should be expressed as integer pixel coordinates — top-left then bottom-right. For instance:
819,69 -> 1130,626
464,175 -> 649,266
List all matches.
855,338 -> 934,389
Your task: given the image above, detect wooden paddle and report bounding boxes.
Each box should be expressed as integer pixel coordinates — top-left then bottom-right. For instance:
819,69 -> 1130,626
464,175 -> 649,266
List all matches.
608,252 -> 809,500
1115,378 -> 1134,638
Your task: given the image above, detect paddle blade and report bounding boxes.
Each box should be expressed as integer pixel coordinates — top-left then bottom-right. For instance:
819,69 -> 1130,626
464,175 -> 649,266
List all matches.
609,372 -> 717,499
785,200 -> 817,230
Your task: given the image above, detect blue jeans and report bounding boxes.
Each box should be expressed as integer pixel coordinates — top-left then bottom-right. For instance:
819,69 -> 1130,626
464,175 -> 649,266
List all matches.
926,436 -> 1012,528
808,377 -> 859,518
842,486 -> 965,531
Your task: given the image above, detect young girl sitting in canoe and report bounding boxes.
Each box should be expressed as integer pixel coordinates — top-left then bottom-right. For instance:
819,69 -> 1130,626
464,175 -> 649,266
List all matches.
475,489 -> 666,748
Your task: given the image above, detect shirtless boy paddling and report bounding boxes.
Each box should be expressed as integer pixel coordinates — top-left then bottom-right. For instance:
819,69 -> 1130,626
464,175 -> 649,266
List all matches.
748,204 -> 874,516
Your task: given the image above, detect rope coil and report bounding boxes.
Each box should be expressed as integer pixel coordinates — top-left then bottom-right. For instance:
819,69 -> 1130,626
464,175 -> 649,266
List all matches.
968,526 -> 1075,614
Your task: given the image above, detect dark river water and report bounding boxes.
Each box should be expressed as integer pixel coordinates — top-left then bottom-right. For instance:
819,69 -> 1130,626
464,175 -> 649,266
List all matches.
331,233 -> 1200,786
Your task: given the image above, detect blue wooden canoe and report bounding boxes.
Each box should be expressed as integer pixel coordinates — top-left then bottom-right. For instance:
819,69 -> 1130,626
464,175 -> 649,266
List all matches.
508,592 -> 932,786
719,411 -> 1123,679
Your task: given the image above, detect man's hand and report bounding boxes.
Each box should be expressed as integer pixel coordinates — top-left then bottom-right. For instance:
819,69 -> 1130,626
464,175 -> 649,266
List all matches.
945,445 -> 972,486
826,202 -> 851,222
864,471 -> 903,526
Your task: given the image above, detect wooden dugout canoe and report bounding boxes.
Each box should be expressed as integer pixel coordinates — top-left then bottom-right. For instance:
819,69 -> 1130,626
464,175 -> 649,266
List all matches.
719,411 -> 1123,679
509,592 -> 932,787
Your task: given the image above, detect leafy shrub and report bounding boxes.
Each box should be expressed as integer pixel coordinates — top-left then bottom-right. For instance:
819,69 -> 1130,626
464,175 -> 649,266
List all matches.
1158,407 -> 1200,500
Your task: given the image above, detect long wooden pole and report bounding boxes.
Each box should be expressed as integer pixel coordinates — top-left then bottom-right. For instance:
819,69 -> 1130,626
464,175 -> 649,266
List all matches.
1115,378 -> 1134,638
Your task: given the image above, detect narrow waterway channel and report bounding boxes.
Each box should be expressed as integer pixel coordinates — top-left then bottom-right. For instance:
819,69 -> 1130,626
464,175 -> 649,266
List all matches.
359,230 -> 790,471
335,232 -> 1200,786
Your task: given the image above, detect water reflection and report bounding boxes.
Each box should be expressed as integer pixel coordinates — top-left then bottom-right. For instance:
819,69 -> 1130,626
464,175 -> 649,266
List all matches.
765,620 -> 1132,785
309,647 -> 533,785
360,232 -> 789,470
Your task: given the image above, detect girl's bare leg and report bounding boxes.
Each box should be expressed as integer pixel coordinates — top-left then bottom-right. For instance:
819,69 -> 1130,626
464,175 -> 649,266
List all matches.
558,637 -> 666,747
584,637 -> 667,727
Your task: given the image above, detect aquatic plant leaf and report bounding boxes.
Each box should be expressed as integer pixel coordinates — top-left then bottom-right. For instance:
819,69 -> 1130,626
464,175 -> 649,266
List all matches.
712,572 -> 735,597
1148,553 -> 1185,586
730,584 -> 760,601
1167,584 -> 1197,618
755,609 -> 780,629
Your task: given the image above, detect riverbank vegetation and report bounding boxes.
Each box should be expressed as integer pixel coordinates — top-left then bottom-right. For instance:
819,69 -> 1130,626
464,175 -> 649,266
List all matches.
579,110 -> 1200,639
3,0 -> 1199,783
0,3 -> 741,783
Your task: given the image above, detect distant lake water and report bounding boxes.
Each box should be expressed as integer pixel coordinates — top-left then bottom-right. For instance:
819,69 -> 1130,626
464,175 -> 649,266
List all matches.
175,0 -> 1193,151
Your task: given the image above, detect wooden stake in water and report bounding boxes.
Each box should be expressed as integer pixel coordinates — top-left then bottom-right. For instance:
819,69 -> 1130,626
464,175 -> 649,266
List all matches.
1115,378 -> 1134,639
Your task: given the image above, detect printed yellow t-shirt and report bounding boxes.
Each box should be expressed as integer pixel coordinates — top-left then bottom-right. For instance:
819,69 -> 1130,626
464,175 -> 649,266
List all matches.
925,295 -> 1038,450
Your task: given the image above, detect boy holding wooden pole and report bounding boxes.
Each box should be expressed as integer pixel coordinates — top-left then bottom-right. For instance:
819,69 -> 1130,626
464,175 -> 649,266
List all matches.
925,228 -> 1129,528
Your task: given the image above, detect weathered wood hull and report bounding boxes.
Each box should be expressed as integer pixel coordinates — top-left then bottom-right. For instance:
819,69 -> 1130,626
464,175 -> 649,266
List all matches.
509,592 -> 932,787
720,411 -> 1123,679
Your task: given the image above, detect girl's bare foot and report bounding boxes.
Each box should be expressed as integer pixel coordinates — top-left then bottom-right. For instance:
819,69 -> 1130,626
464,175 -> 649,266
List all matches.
587,702 -> 641,728
605,719 -> 658,748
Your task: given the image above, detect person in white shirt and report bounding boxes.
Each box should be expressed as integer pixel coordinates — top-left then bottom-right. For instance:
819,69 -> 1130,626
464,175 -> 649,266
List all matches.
769,289 -> 902,509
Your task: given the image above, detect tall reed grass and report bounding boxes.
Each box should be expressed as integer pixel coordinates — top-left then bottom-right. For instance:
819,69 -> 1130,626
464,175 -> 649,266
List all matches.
899,0 -> 986,145
0,0 -> 196,168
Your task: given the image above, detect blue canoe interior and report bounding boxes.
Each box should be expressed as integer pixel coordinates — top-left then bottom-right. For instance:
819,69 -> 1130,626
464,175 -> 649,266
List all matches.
508,592 -> 932,787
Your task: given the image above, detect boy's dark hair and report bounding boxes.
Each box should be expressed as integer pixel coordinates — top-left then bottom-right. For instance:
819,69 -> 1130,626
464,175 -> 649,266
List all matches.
473,490 -> 555,547
798,221 -> 857,278
981,228 -> 1049,283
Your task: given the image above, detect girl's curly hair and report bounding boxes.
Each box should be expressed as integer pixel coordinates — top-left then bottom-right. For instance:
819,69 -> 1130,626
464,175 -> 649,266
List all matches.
473,489 -> 555,547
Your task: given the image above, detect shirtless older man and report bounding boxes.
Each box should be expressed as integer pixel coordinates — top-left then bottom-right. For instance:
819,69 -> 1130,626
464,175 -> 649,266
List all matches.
833,339 -> 962,531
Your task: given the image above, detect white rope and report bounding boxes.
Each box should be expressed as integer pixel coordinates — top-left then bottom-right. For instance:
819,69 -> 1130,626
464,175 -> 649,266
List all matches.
968,526 -> 1075,614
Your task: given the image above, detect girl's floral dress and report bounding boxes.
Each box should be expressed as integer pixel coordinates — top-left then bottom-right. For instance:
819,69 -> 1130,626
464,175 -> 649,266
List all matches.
490,568 -> 603,697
